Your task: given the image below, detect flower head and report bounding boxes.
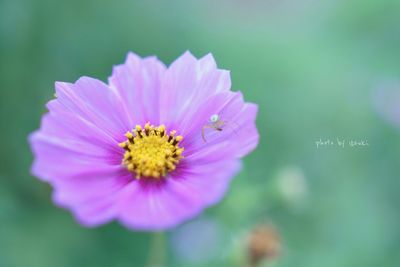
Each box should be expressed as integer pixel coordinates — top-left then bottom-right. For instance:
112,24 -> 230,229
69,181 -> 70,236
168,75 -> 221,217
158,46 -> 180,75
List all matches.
248,224 -> 281,266
29,51 -> 259,230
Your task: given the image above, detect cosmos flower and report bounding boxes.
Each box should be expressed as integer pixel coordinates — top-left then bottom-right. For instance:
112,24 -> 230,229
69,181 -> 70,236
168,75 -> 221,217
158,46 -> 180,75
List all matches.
29,51 -> 259,230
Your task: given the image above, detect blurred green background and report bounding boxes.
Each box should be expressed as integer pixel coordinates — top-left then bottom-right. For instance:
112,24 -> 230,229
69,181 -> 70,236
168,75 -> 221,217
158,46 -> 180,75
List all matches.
1,0 -> 399,266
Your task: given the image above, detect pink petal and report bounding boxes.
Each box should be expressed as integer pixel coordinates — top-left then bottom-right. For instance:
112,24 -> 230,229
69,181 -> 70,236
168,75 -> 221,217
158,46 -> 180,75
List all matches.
159,52 -> 231,130
116,160 -> 241,230
108,52 -> 166,126
53,77 -> 132,140
182,91 -> 259,161
53,170 -> 132,226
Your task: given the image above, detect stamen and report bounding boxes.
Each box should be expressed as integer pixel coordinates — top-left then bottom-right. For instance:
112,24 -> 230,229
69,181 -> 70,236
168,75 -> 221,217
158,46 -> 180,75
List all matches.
119,123 -> 184,179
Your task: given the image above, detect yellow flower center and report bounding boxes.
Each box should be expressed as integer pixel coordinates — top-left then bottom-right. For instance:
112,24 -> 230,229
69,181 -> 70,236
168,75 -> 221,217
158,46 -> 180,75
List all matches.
119,123 -> 184,179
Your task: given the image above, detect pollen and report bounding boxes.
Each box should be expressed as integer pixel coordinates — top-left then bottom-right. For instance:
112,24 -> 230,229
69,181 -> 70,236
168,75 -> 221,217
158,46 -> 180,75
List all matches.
118,123 -> 184,179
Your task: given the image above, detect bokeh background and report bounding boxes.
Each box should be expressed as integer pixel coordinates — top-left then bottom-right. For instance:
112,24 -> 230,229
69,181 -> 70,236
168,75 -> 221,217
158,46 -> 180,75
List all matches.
1,0 -> 399,266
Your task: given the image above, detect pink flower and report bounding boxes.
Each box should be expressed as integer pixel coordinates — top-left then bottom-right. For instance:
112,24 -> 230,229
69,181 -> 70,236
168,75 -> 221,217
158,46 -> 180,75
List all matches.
29,51 -> 259,230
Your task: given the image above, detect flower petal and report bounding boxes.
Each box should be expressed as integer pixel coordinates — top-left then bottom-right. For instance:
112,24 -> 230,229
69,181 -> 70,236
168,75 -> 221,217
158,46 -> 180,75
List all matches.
52,169 -> 132,226
108,52 -> 166,126
159,52 -> 231,130
117,160 -> 241,230
182,91 -> 259,161
29,131 -> 122,182
53,77 -> 132,140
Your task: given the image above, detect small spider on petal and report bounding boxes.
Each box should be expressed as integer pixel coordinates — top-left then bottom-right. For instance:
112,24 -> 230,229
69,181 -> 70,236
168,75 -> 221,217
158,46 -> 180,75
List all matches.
29,51 -> 259,231
201,113 -> 240,142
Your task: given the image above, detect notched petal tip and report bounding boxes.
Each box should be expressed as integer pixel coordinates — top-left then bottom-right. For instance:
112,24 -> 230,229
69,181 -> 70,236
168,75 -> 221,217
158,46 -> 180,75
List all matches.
170,50 -> 197,68
109,52 -> 166,83
27,130 -> 39,145
247,102 -> 259,115
234,90 -> 259,110
75,76 -> 109,89
125,51 -> 166,67
54,81 -> 73,92
182,50 -> 196,58
198,52 -> 217,69
55,76 -> 106,95
126,51 -> 141,61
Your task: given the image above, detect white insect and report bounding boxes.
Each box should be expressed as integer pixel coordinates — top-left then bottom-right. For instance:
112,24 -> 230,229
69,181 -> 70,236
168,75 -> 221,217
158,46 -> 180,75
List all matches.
202,114 -> 237,142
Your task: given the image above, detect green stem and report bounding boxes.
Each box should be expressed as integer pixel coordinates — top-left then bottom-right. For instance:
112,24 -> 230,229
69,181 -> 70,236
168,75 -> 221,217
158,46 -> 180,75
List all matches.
146,232 -> 166,267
